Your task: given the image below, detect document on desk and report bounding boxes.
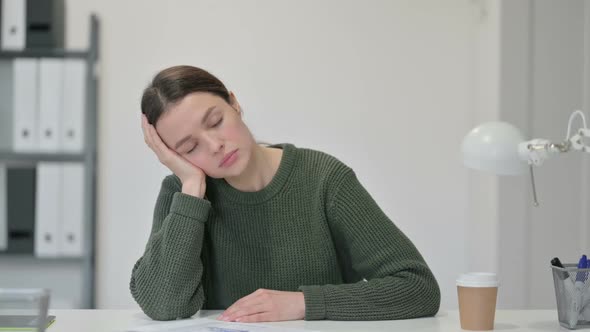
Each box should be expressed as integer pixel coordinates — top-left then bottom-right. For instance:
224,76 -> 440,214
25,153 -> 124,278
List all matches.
126,319 -> 317,332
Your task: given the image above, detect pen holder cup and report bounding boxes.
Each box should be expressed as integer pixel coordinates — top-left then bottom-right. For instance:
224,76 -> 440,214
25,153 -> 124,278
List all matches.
552,264 -> 590,329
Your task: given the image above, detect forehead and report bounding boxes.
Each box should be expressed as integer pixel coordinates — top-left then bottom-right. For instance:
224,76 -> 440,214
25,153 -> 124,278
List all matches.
155,92 -> 224,145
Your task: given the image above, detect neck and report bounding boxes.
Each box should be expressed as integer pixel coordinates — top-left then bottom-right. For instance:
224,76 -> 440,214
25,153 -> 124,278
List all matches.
224,145 -> 281,192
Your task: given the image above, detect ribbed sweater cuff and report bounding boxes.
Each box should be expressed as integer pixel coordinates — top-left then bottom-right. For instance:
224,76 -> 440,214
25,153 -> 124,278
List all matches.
299,285 -> 326,320
170,192 -> 211,221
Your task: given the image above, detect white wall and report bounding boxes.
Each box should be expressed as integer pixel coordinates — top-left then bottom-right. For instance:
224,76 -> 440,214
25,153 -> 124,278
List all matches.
465,0 -> 501,277
65,0 -> 482,309
496,0 -> 532,309
513,0 -> 589,309
476,0 -> 590,309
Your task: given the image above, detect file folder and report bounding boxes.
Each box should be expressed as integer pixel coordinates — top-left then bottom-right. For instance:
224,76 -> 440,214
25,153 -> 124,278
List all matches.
6,167 -> 35,254
0,59 -> 13,151
0,315 -> 55,331
59,163 -> 84,257
0,288 -> 54,332
0,165 -> 6,251
1,0 -> 26,50
61,59 -> 86,152
26,0 -> 65,49
13,58 -> 39,152
38,58 -> 63,152
34,163 -> 60,257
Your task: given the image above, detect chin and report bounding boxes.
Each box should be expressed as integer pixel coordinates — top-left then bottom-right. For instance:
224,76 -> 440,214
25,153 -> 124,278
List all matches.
226,153 -> 251,178
205,173 -> 223,180
207,161 -> 245,180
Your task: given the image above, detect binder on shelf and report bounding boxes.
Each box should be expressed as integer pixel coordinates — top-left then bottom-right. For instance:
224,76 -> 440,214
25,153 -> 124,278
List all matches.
1,0 -> 65,51
1,0 -> 26,51
13,58 -> 39,152
6,167 -> 36,253
0,59 -> 14,152
0,164 -> 6,251
34,162 -> 60,257
61,59 -> 86,153
26,0 -> 65,49
38,58 -> 63,152
59,163 -> 85,257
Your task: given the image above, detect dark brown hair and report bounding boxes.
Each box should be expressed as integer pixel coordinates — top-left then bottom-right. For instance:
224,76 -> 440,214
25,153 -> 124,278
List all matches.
141,66 -> 230,125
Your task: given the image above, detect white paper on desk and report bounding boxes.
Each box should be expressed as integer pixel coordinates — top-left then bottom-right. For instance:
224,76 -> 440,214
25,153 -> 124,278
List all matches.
126,319 -> 317,332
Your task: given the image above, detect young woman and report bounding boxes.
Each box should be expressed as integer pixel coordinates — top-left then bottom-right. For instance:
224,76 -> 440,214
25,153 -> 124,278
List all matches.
131,65 -> 440,322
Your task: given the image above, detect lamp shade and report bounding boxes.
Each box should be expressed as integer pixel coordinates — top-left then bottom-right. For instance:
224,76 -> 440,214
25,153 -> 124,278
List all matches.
462,122 -> 528,175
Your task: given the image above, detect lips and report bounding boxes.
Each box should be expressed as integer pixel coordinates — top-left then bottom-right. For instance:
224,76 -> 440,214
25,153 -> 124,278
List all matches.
219,149 -> 238,167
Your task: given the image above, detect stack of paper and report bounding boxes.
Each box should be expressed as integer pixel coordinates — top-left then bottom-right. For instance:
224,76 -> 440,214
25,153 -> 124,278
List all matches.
126,319 -> 318,332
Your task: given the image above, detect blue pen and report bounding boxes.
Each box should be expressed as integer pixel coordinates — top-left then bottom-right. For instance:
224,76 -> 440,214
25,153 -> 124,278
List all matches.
569,255 -> 588,327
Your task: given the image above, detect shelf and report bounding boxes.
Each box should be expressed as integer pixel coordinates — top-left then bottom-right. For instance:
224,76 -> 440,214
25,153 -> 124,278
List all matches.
0,16 -> 98,62
0,253 -> 87,262
0,13 -> 100,309
0,151 -> 87,165
0,49 -> 88,59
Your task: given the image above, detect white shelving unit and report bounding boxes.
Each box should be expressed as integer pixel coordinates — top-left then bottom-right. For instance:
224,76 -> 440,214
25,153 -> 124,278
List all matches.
0,14 -> 99,309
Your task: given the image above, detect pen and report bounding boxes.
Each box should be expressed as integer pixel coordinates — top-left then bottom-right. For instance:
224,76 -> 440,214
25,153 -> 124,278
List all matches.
551,257 -> 570,280
569,255 -> 588,328
552,256 -> 577,326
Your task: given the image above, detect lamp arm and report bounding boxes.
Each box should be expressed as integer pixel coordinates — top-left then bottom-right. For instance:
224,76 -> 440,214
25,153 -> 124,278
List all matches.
518,128 -> 590,167
518,141 -> 560,207
569,128 -> 590,152
517,110 -> 589,206
566,110 -> 588,139
518,139 -> 565,167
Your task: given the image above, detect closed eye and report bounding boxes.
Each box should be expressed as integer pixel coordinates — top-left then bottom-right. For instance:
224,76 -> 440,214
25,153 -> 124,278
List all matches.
186,144 -> 197,154
212,117 -> 223,127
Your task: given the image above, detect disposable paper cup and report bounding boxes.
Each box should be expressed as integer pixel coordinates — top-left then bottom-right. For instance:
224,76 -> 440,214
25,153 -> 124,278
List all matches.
456,272 -> 499,331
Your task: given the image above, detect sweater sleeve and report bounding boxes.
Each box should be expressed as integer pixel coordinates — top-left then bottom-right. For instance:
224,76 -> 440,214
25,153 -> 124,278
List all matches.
299,169 -> 440,321
130,175 -> 211,320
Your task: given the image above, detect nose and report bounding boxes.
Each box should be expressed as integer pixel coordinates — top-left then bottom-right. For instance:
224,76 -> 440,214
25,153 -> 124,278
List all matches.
202,132 -> 223,154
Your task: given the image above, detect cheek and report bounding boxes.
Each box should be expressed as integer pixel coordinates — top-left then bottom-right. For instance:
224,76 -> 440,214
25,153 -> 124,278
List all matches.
223,119 -> 251,142
184,155 -> 217,176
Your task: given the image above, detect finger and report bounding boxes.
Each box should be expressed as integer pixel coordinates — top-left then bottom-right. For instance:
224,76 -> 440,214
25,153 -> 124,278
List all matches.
142,116 -> 158,151
146,122 -> 171,155
235,312 -> 273,323
222,289 -> 267,317
144,122 -> 175,163
143,128 -> 154,151
141,115 -> 151,146
223,302 -> 268,322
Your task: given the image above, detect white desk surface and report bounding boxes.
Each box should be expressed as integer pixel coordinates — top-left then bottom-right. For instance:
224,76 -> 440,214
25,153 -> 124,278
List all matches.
47,309 -> 567,332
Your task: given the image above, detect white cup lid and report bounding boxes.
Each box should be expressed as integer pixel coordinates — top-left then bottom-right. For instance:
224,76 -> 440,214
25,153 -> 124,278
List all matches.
456,272 -> 499,287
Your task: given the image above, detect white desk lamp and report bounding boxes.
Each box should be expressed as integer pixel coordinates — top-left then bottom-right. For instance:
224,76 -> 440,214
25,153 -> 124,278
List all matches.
461,110 -> 590,206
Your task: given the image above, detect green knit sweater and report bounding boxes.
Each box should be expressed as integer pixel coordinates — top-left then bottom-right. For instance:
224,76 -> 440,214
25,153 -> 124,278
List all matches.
130,143 -> 440,321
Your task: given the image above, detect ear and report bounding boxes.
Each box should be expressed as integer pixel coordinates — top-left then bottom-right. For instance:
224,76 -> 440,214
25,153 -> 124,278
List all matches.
228,91 -> 243,116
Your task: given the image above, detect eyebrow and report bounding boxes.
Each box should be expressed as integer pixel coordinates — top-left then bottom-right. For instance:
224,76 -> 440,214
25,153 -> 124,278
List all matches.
174,106 -> 217,150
